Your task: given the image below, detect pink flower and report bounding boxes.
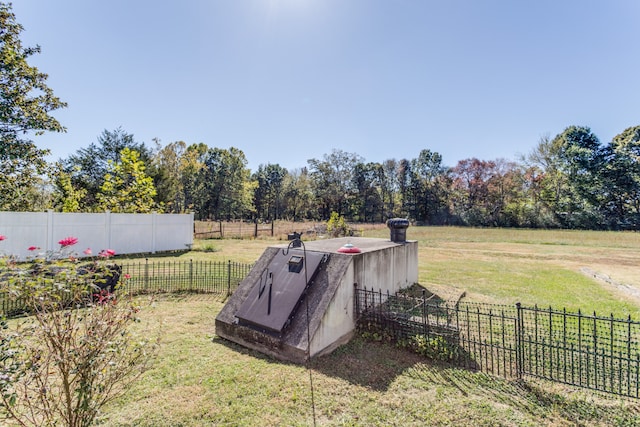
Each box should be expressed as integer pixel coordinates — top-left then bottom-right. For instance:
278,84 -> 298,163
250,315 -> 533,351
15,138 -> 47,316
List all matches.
58,236 -> 78,247
93,289 -> 116,305
124,273 -> 131,279
83,248 -> 92,255
99,249 -> 116,258
28,246 -> 39,251
0,235 -> 6,241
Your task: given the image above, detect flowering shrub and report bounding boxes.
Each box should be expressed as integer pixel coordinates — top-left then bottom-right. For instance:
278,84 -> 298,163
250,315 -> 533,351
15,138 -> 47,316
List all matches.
58,236 -> 78,247
0,235 -> 157,427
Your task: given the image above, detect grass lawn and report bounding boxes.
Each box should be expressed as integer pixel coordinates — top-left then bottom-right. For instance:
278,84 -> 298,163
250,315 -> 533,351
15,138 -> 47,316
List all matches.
364,227 -> 640,318
97,295 -> 640,427
94,226 -> 640,426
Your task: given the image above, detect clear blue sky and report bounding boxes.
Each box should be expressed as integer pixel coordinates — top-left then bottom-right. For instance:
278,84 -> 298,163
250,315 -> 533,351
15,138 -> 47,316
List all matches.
12,0 -> 640,171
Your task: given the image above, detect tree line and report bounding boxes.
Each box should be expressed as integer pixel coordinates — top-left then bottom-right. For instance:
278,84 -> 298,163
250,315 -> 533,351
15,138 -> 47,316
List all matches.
5,124 -> 640,231
2,3 -> 640,230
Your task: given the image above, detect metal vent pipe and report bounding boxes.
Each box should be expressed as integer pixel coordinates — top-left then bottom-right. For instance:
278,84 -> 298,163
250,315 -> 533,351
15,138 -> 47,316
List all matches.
386,218 -> 409,243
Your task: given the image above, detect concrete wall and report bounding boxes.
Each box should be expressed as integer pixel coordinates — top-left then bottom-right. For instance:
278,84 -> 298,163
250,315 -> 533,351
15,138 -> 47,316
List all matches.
309,239 -> 418,357
0,211 -> 194,259
215,237 -> 419,363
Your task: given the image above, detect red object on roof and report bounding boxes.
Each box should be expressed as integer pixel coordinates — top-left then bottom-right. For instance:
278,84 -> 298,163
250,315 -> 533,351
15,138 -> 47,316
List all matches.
337,243 -> 361,254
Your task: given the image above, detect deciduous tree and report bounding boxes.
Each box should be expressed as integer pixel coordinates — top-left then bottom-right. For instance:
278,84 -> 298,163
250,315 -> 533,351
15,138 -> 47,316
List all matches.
63,128 -> 153,209
152,140 -> 187,213
0,3 -> 66,210
281,167 -> 315,221
602,125 -> 640,229
450,158 -> 497,225
551,126 -> 605,228
97,148 -> 158,213
51,164 -> 86,212
411,149 -> 448,224
199,147 -> 252,220
252,163 -> 288,221
308,149 -> 363,219
351,162 -> 383,222
180,143 -> 207,217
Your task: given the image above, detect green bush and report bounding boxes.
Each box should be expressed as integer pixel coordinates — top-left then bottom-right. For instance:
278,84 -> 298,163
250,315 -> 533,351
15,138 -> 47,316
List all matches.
326,212 -> 351,237
0,236 -> 158,427
408,334 -> 459,361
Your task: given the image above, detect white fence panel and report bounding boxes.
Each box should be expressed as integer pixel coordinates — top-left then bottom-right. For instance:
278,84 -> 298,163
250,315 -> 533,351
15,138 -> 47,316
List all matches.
0,211 -> 193,260
1,212 -> 48,257
50,212 -> 108,256
154,213 -> 194,252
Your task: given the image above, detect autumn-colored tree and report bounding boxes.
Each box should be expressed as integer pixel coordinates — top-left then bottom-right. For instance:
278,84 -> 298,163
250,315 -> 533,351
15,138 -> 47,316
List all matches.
450,158 -> 497,225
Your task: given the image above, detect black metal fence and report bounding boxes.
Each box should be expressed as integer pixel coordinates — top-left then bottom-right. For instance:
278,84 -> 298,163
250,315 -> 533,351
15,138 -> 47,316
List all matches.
120,259 -> 252,296
355,287 -> 640,398
0,259 -> 253,317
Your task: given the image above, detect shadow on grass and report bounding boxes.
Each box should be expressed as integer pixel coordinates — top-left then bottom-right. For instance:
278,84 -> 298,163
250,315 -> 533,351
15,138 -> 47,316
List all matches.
211,335 -> 305,368
117,249 -> 191,260
426,367 -> 640,425
311,336 -> 426,392
313,337 -> 640,425
211,322 -> 640,425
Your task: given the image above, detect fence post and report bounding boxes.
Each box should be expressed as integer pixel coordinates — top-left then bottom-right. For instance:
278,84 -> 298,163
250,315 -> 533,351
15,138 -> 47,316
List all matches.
227,260 -> 232,296
516,302 -> 523,380
353,283 -> 359,319
105,210 -> 112,252
144,258 -> 149,290
421,289 -> 426,335
46,209 -> 54,252
151,211 -> 157,254
189,259 -> 193,289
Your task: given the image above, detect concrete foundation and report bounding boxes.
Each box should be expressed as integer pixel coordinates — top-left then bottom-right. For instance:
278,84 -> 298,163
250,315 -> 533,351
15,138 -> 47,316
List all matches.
215,237 -> 418,363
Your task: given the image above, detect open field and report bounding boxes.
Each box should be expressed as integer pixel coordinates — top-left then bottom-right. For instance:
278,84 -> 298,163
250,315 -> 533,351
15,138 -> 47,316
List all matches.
403,227 -> 640,318
94,295 -> 640,427
158,226 -> 640,318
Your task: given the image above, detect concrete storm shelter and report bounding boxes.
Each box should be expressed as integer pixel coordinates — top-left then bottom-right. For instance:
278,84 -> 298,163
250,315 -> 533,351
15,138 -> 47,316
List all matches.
215,221 -> 418,363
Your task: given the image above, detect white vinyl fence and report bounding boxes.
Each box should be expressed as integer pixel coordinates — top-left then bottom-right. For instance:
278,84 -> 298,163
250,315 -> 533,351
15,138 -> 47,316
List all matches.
0,211 -> 194,260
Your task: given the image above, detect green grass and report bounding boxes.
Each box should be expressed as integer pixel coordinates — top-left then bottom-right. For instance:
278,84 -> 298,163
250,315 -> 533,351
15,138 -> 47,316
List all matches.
96,295 -> 640,426
362,226 -> 640,318
91,226 -> 640,425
